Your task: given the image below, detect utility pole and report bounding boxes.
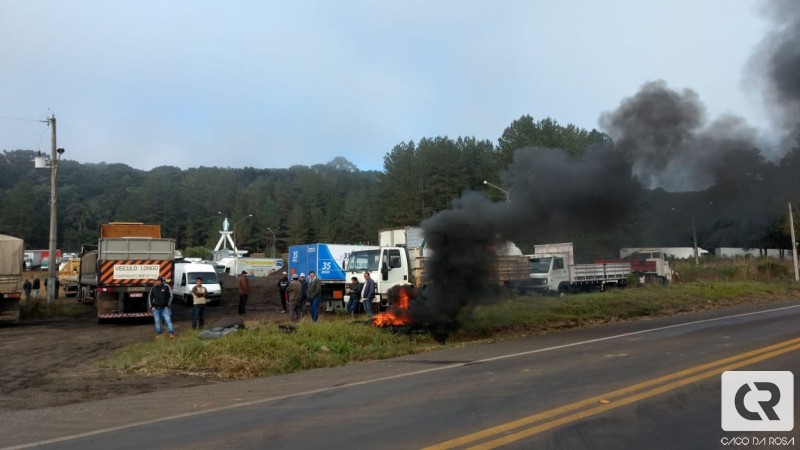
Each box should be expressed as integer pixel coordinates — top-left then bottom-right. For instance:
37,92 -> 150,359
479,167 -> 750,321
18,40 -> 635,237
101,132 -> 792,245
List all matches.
47,115 -> 58,305
790,203 -> 799,283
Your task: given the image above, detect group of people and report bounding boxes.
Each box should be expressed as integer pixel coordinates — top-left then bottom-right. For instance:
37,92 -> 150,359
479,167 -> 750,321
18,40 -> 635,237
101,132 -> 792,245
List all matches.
277,271 -> 322,322
145,268 -> 377,338
21,276 -> 41,304
147,272 -> 225,339
276,270 -> 376,322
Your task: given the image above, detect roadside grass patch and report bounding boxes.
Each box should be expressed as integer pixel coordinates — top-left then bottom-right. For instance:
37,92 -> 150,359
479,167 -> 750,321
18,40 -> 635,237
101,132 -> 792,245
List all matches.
104,281 -> 799,379
103,320 -> 440,379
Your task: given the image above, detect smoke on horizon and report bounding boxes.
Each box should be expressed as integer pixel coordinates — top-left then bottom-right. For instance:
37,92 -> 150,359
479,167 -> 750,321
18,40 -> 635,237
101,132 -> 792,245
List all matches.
410,0 -> 800,336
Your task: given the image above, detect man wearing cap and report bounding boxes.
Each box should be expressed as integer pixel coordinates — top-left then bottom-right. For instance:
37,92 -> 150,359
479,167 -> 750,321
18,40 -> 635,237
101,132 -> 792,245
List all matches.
277,272 -> 289,314
237,270 -> 251,315
286,273 -> 302,321
148,276 -> 176,339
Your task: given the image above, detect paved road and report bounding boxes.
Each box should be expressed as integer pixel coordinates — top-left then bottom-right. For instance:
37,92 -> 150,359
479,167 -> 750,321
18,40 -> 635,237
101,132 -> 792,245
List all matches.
2,300 -> 799,449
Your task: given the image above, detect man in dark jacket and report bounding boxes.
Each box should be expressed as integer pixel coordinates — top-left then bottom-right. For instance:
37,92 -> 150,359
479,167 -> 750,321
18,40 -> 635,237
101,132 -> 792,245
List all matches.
148,276 -> 175,339
277,272 -> 289,314
361,271 -> 376,318
307,271 -> 322,322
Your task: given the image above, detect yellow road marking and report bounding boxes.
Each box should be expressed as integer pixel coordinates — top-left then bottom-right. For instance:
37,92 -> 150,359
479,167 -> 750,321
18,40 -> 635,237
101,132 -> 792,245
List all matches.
424,337 -> 800,450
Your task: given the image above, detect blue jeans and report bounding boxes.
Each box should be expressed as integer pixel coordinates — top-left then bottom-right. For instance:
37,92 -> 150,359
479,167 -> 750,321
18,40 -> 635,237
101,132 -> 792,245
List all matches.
153,307 -> 175,335
347,296 -> 360,314
310,295 -> 322,322
192,304 -> 206,329
363,298 -> 374,318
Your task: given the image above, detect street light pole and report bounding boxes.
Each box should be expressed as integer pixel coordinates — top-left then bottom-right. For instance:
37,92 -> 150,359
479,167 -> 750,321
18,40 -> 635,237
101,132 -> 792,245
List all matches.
671,207 -> 698,266
483,180 -> 510,203
267,227 -> 276,258
232,214 -> 253,273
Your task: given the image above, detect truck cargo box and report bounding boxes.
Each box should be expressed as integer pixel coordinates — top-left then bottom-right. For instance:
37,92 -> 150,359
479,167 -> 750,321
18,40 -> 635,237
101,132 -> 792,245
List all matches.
100,222 -> 161,239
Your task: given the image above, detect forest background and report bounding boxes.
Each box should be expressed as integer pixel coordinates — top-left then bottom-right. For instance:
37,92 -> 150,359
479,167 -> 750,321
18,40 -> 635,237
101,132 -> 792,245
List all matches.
2,115 -> 799,262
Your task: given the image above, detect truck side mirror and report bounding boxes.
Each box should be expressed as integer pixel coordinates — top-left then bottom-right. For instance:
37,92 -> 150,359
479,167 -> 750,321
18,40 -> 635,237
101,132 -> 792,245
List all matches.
381,262 -> 389,281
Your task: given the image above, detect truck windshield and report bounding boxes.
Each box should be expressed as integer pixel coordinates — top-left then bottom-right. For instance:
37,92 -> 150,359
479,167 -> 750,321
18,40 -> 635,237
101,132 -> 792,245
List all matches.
347,250 -> 380,272
529,257 -> 552,274
188,272 -> 219,284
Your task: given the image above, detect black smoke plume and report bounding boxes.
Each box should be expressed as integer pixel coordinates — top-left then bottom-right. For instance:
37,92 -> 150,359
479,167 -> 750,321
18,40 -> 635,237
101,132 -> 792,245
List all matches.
409,0 -> 800,336
410,145 -> 639,335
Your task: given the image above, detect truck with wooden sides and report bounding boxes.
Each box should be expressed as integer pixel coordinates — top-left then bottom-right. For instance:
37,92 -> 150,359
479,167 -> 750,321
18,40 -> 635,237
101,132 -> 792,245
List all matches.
344,227 -> 530,310
0,234 -> 24,325
522,242 -> 631,293
78,223 -> 175,323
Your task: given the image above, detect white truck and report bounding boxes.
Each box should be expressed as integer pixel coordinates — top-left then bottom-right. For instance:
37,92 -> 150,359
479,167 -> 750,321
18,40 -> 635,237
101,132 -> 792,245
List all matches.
217,257 -> 284,277
523,243 -> 631,293
172,262 -> 222,306
0,234 -> 24,325
344,227 -> 530,310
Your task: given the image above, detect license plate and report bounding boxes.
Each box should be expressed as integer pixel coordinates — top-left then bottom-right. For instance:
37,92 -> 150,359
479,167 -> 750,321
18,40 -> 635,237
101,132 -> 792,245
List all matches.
129,293 -> 143,298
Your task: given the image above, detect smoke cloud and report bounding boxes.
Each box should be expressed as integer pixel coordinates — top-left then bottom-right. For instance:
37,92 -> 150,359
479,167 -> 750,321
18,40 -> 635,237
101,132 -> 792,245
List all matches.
409,0 -> 800,336
599,80 -> 759,192
747,0 -> 800,143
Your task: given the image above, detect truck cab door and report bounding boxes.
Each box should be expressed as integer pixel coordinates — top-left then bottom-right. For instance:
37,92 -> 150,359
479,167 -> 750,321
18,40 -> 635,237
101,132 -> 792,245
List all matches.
380,248 -> 406,284
550,257 -> 569,290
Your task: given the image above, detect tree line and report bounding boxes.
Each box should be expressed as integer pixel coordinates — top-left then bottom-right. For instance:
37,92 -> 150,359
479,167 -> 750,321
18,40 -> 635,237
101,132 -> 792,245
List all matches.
1,115 -> 799,260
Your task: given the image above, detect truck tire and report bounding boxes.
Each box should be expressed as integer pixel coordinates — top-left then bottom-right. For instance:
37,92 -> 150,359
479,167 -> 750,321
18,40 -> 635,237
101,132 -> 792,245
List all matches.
558,283 -> 570,294
184,294 -> 193,307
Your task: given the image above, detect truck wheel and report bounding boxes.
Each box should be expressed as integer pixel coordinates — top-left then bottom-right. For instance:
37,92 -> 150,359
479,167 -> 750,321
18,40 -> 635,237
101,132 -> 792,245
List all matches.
558,283 -> 570,294
184,294 -> 193,307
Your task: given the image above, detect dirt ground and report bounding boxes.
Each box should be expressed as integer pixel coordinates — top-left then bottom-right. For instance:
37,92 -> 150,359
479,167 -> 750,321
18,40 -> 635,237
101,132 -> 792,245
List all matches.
0,270 -> 294,412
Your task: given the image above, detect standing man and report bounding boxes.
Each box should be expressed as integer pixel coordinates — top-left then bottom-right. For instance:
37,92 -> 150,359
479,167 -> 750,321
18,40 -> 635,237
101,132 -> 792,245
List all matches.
361,271 -> 376,318
148,276 -> 176,339
22,277 -> 32,305
286,273 -> 302,321
277,272 -> 289,314
237,270 -> 250,315
191,277 -> 208,330
31,276 -> 40,300
346,276 -> 361,318
307,271 -> 322,322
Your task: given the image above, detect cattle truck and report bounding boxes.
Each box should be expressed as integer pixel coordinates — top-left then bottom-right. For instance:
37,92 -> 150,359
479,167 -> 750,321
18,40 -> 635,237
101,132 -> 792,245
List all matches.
523,242 -> 631,293
344,227 -> 530,310
78,223 -> 175,323
0,234 -> 24,325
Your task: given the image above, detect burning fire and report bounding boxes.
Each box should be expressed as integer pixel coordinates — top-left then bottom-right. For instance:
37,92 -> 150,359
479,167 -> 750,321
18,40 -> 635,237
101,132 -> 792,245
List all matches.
373,285 -> 414,327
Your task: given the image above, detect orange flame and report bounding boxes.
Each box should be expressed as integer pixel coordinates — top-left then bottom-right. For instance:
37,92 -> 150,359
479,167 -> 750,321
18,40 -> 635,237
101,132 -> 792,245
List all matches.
373,286 -> 413,327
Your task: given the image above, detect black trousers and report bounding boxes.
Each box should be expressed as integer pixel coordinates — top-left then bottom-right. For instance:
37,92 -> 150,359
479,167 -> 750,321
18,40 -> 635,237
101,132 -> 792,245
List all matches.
238,294 -> 248,315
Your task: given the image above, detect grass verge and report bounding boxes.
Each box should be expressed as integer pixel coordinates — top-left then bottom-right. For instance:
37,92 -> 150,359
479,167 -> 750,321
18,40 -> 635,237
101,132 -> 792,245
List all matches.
102,281 -> 800,379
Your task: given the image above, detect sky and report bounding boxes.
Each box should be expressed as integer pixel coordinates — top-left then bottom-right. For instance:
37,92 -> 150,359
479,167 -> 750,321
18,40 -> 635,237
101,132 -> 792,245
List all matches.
0,0 -> 771,172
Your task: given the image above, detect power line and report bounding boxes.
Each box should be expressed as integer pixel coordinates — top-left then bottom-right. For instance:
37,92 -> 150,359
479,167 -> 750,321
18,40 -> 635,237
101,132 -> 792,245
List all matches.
0,115 -> 45,123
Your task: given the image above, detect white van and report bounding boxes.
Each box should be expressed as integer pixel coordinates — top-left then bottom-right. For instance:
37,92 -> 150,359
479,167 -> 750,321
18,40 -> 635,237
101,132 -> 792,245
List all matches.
172,262 -> 222,306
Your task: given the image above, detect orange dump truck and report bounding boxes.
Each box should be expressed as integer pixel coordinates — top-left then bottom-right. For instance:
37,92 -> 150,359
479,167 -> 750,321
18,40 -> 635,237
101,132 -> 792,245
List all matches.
78,223 -> 175,323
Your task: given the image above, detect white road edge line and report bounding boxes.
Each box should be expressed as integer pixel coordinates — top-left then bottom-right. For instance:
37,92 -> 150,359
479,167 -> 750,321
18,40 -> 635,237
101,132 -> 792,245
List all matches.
5,303 -> 799,450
